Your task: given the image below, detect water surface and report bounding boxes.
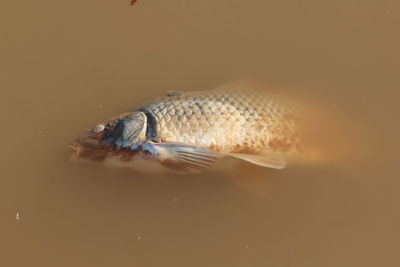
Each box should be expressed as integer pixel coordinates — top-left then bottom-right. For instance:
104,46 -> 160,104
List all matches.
1,1 -> 399,266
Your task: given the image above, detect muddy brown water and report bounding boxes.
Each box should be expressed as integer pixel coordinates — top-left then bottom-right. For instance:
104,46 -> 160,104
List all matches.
1,1 -> 399,266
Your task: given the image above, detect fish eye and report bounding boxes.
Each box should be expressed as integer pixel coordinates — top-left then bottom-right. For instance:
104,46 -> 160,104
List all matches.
93,124 -> 105,133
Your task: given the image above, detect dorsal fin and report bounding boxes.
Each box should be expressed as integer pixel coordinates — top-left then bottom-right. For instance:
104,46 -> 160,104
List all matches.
165,91 -> 184,97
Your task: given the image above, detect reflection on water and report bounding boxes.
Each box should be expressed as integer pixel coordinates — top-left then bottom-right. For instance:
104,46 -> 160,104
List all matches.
1,0 -> 399,266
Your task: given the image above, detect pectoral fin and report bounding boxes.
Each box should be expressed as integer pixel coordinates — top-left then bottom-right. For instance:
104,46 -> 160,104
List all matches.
228,152 -> 287,169
152,143 -> 221,173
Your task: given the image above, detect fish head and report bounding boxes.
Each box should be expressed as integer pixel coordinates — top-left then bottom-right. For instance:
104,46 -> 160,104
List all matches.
71,111 -> 148,162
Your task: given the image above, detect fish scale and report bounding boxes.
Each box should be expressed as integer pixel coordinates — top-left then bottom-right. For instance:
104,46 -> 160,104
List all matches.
140,91 -> 299,154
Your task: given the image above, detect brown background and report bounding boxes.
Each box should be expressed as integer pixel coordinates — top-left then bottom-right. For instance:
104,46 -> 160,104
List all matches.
1,0 -> 399,266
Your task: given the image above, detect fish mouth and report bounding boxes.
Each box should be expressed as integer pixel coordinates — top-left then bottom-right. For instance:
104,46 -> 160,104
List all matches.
70,138 -> 110,162
70,134 -> 143,163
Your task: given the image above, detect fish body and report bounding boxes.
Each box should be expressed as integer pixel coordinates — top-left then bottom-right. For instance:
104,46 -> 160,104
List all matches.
141,91 -> 301,154
72,83 -> 305,173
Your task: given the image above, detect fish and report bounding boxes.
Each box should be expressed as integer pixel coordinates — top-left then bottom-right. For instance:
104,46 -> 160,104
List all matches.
71,81 -> 309,173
